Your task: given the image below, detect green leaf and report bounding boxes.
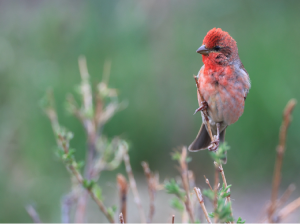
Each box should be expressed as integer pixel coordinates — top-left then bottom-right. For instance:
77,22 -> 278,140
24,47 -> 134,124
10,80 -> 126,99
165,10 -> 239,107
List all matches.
171,151 -> 181,162
209,212 -> 215,218
237,217 -> 246,223
209,142 -> 230,164
170,197 -> 184,212
92,185 -> 103,201
164,179 -> 185,200
203,189 -> 214,201
82,179 -> 95,190
107,205 -> 117,218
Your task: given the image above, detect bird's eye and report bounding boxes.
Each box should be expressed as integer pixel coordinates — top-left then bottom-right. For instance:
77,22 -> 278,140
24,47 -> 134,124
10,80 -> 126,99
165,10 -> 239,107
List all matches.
214,46 -> 221,51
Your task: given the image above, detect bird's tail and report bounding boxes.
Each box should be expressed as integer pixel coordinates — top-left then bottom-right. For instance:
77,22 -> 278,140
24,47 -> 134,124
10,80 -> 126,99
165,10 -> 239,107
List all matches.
188,123 -> 227,163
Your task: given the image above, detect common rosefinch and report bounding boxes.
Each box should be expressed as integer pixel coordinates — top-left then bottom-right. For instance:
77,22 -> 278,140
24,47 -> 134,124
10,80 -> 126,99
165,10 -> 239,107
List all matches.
188,28 -> 251,162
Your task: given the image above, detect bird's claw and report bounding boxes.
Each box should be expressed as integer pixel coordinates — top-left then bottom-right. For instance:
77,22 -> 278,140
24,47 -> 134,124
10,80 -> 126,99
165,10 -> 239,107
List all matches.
194,101 -> 208,115
208,139 -> 219,152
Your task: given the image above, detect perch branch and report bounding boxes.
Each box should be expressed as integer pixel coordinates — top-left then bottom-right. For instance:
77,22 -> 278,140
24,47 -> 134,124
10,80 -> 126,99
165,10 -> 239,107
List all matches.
193,75 -> 214,142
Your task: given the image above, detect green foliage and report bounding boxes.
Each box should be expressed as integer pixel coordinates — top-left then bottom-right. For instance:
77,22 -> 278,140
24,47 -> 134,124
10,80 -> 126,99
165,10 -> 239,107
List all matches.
107,205 -> 117,219
92,185 -> 103,201
219,183 -> 231,199
164,179 -> 185,201
171,151 -> 192,163
237,217 -> 246,223
202,189 -> 214,201
82,179 -> 96,190
209,142 -> 230,164
202,184 -> 234,222
170,197 -> 184,212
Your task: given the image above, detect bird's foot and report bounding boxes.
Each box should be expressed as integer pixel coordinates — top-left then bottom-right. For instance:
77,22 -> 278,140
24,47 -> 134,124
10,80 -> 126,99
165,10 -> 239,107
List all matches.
193,101 -> 208,115
208,138 -> 219,152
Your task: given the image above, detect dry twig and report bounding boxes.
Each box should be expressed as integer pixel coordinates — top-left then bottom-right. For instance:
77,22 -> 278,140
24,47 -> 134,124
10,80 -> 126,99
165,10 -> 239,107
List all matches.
268,99 -> 297,221
194,187 -> 212,223
123,152 -> 146,223
171,214 -> 175,224
119,213 -> 125,224
141,161 -> 156,222
277,196 -> 300,222
26,205 -> 41,223
117,174 -> 128,223
204,175 -> 213,191
179,147 -> 195,223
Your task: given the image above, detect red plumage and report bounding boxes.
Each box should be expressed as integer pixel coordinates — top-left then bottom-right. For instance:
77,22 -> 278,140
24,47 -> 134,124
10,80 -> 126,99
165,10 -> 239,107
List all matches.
188,28 -> 251,163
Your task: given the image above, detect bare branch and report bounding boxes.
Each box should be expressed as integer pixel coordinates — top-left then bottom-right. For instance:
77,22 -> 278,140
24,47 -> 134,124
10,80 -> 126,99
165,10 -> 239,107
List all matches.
141,161 -> 156,223
269,99 -> 297,221
194,187 -> 212,224
26,205 -> 41,223
117,174 -> 128,223
277,184 -> 296,209
119,213 -> 124,224
179,147 -> 195,223
123,152 -> 146,223
204,175 -> 213,191
277,196 -> 300,222
172,214 -> 175,224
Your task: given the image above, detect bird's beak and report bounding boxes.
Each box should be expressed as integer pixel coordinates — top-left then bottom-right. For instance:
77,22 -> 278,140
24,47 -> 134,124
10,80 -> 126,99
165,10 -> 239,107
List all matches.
196,45 -> 209,55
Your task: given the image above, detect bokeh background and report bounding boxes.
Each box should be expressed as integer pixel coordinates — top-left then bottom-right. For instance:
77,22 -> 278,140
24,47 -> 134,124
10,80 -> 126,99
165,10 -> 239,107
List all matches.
0,0 -> 300,222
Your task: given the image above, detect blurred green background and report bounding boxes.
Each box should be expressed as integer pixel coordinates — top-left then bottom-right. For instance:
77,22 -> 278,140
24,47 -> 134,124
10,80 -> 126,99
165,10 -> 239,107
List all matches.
0,0 -> 300,222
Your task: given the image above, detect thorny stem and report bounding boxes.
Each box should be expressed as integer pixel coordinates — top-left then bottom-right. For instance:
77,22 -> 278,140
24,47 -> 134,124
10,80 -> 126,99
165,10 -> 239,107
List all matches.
194,187 -> 212,224
117,174 -> 128,223
26,205 -> 41,223
123,152 -> 146,223
269,99 -> 297,222
179,147 -> 195,223
141,161 -> 156,223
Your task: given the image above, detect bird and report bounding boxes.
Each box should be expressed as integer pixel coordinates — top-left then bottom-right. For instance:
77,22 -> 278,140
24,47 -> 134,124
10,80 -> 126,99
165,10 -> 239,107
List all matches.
188,28 -> 251,163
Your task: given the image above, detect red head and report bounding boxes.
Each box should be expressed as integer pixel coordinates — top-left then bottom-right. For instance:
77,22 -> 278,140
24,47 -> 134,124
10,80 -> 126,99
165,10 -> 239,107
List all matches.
197,28 -> 238,66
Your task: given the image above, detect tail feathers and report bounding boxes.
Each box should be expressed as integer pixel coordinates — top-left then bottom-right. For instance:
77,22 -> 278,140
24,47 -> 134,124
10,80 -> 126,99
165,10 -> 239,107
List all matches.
188,124 -> 227,164
188,123 -> 211,151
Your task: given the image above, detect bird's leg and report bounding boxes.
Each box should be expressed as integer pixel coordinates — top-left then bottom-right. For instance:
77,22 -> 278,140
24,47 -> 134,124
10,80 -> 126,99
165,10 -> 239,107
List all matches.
208,123 -> 220,151
193,101 -> 208,115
